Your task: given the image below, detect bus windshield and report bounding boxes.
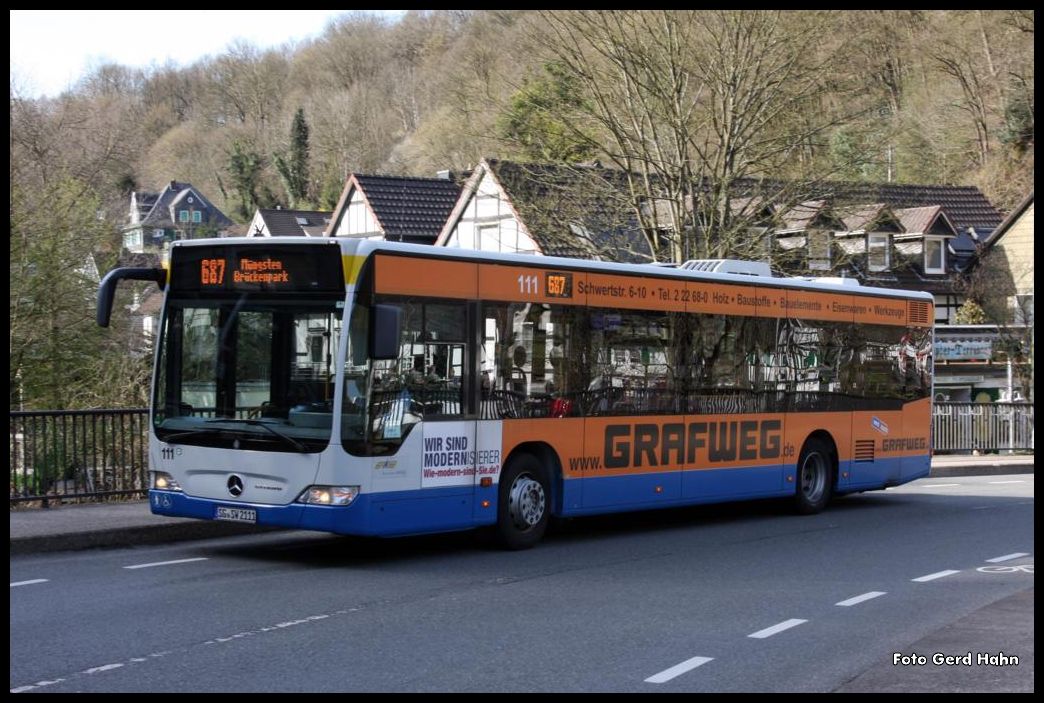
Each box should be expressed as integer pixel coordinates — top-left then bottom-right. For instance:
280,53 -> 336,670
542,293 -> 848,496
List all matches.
154,295 -> 343,453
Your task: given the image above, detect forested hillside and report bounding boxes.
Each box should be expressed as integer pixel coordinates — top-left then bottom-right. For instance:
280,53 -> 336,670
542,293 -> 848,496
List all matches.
9,10 -> 1034,408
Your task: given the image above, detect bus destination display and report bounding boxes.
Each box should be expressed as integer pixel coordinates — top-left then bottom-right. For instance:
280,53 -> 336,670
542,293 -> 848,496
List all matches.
171,245 -> 344,293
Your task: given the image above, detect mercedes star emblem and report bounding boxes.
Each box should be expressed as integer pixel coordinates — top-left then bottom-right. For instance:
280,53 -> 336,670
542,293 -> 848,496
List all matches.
227,474 -> 244,497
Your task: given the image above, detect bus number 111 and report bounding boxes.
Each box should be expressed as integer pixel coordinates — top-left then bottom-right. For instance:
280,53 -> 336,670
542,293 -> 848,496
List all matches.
518,274 -> 538,295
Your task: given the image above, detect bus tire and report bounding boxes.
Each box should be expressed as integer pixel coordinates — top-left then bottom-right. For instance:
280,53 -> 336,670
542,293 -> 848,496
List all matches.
794,437 -> 834,515
496,454 -> 551,550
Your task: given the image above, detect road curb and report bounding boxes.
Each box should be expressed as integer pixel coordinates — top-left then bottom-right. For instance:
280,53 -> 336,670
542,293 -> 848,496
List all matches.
931,464 -> 1034,478
8,521 -> 279,555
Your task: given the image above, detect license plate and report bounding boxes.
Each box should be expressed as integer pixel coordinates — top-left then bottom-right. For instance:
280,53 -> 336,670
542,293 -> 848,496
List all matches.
215,506 -> 257,523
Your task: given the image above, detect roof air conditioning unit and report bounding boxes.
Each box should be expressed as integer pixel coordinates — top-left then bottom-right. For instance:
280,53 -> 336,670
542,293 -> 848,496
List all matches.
679,259 -> 772,277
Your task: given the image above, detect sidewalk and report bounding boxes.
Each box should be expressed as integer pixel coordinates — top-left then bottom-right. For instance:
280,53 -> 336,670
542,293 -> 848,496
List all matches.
9,455 -> 1034,555
929,453 -> 1035,477
9,500 -> 277,555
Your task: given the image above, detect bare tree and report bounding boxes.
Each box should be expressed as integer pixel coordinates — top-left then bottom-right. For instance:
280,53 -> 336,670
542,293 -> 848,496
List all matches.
534,10 -> 872,263
204,41 -> 290,141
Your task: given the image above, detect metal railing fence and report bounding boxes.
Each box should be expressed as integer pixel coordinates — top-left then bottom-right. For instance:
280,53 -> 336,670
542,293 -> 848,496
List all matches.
932,402 -> 1034,453
10,409 -> 150,506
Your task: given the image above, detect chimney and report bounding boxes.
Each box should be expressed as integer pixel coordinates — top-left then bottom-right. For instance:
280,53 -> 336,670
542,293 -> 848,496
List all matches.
169,180 -> 178,191
436,170 -> 453,180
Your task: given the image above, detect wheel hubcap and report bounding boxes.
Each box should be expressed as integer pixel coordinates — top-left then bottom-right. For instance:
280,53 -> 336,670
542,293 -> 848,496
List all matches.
801,452 -> 826,503
508,474 -> 546,530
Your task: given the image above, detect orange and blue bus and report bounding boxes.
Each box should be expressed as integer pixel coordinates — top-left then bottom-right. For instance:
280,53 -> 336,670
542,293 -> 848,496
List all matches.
97,238 -> 934,548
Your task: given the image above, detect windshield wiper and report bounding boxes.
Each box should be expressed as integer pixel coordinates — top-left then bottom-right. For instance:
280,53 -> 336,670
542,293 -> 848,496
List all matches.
204,418 -> 310,453
160,428 -> 217,443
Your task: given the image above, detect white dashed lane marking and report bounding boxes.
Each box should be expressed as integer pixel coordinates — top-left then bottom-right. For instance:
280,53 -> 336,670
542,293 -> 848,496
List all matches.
912,570 -> 960,582
836,591 -> 887,607
645,656 -> 714,684
123,558 -> 209,570
10,579 -> 49,588
986,552 -> 1030,563
748,619 -> 807,639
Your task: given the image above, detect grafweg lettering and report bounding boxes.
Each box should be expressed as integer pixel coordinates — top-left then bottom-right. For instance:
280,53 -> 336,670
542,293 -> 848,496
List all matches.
603,420 -> 783,469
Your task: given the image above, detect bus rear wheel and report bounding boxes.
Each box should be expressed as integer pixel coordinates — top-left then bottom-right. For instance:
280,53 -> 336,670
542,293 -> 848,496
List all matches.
496,454 -> 550,550
794,437 -> 834,514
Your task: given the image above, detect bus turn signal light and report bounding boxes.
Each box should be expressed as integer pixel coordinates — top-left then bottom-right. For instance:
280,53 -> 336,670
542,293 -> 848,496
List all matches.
152,472 -> 182,492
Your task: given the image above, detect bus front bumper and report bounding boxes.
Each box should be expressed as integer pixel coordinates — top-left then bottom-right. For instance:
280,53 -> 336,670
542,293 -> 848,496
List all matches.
149,486 -> 488,537
149,489 -> 374,535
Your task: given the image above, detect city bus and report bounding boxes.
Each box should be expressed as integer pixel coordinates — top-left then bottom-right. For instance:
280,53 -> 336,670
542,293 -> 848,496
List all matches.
97,238 -> 934,549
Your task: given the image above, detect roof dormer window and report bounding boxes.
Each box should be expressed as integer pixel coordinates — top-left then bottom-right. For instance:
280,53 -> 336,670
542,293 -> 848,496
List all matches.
924,236 -> 945,274
867,232 -> 890,272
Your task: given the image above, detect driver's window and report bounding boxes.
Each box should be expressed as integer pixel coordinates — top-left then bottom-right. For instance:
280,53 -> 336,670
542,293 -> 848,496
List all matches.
368,299 -> 466,442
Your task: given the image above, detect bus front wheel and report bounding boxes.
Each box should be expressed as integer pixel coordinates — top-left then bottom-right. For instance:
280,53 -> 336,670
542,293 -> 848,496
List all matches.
794,437 -> 834,514
496,454 -> 551,550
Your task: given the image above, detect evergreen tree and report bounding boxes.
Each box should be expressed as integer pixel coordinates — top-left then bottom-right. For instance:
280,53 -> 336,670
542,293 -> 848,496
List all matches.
275,108 -> 311,208
10,178 -> 145,409
498,63 -> 597,163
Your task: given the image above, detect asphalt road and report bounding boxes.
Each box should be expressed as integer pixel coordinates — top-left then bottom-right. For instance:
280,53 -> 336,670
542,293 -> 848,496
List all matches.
10,475 -> 1034,692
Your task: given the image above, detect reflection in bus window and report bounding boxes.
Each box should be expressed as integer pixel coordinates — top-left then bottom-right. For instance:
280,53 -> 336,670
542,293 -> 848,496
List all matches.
587,310 -> 674,416
364,298 -> 467,444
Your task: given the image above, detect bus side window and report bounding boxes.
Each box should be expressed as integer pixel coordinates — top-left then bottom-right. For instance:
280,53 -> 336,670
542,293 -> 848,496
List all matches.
481,301 -> 588,418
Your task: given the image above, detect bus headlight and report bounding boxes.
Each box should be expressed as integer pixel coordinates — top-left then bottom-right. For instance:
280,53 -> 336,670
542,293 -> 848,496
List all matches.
152,471 -> 183,491
297,485 -> 360,506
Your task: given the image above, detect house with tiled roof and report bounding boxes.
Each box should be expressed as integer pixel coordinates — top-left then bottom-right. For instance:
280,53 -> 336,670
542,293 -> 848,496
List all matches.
771,196 -> 997,325
808,180 -> 1002,272
435,160 -> 1002,293
326,173 -> 462,244
436,158 -> 653,262
247,208 -> 331,238
123,181 -> 234,254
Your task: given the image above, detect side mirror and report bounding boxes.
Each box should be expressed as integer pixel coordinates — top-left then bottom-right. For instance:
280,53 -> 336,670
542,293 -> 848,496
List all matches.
371,304 -> 402,360
97,267 -> 166,327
